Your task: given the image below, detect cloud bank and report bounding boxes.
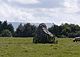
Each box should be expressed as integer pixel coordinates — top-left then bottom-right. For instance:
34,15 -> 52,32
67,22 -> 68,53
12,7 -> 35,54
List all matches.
0,0 -> 80,25
7,0 -> 40,4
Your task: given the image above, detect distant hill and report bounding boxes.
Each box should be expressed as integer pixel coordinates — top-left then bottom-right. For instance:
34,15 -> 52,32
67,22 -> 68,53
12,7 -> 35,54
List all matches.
9,22 -> 54,31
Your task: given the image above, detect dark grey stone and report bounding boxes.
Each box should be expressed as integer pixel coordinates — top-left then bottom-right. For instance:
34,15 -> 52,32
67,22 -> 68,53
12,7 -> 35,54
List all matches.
33,23 -> 56,43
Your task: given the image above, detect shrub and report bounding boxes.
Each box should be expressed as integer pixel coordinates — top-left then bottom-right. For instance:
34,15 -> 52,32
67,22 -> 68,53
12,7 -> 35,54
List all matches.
1,29 -> 12,37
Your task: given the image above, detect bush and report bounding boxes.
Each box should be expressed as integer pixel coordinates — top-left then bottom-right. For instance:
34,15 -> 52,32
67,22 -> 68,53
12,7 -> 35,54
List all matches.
1,29 -> 12,37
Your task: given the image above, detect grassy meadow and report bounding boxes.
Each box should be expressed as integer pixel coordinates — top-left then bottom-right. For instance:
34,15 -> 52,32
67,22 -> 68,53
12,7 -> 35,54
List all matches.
0,37 -> 80,57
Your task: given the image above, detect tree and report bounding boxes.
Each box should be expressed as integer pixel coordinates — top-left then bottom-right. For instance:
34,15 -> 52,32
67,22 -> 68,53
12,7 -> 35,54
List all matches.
1,29 -> 12,37
23,23 -> 32,37
15,23 -> 24,37
2,21 -> 8,30
70,24 -> 80,33
48,23 -> 80,38
48,24 -> 61,37
8,23 -> 14,35
23,23 -> 36,37
0,21 -> 2,34
0,21 -> 14,36
30,25 -> 37,36
15,23 -> 36,37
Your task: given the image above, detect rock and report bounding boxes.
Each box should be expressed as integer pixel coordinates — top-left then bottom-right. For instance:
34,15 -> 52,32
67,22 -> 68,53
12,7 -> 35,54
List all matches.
33,23 -> 56,43
73,37 -> 80,42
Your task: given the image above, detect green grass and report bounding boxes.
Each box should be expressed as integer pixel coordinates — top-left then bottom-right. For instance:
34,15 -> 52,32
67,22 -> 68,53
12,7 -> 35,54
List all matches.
0,37 -> 80,57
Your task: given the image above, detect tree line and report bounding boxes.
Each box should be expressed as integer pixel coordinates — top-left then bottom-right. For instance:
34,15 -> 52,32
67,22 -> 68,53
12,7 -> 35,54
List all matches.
49,23 -> 80,38
0,21 -> 36,37
0,21 -> 80,38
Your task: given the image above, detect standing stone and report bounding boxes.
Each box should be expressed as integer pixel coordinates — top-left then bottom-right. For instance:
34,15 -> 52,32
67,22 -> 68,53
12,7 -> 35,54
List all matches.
33,23 -> 56,43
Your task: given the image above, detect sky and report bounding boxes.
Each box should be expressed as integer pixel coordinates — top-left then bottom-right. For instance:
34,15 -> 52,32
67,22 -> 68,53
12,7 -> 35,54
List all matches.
0,0 -> 80,25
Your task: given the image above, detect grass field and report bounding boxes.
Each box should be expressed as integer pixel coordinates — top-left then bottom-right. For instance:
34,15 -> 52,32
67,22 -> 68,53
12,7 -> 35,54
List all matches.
0,37 -> 80,57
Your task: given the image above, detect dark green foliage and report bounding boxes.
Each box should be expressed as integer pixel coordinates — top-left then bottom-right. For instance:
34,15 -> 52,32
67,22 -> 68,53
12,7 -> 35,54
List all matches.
1,29 -> 12,37
1,20 -> 80,38
8,24 -> 14,35
49,23 -> 80,38
2,21 -> 8,30
23,23 -> 36,37
48,24 -> 62,37
0,21 -> 14,37
23,23 -> 34,37
15,23 -> 24,37
15,23 -> 36,37
0,21 -> 2,34
33,23 -> 56,43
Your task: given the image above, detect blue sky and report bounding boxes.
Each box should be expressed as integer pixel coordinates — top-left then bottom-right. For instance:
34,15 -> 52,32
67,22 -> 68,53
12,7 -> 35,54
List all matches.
0,0 -> 80,25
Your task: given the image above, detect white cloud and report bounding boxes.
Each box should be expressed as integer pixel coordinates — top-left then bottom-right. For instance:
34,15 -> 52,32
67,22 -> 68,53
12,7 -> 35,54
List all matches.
0,2 -> 34,22
64,0 -> 80,13
0,0 -> 80,25
8,0 -> 40,4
